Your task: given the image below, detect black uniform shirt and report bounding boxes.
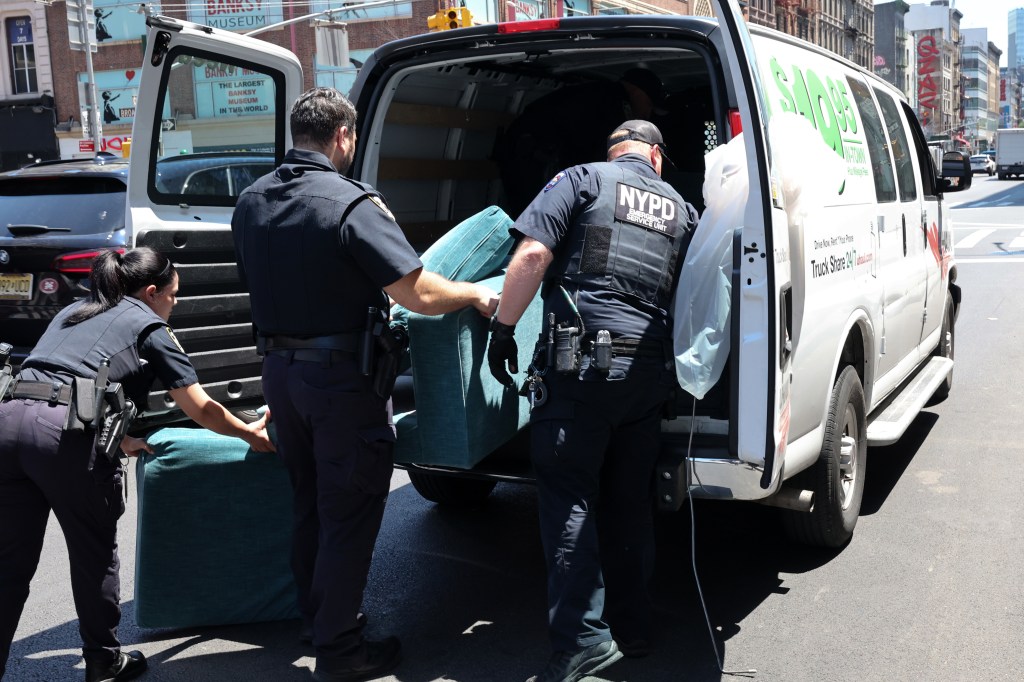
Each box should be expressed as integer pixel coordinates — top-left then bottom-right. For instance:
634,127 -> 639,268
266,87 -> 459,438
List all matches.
232,149 -> 422,335
19,297 -> 198,406
513,153 -> 699,344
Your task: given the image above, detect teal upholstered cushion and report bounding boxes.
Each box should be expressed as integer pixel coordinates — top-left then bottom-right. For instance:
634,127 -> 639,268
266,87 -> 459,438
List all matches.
392,206 -> 514,327
394,271 -> 542,469
134,427 -> 298,628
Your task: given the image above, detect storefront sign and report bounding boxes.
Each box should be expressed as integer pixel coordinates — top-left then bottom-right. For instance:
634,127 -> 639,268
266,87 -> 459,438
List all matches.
78,68 -> 140,125
188,0 -> 283,32
6,17 -> 32,45
507,0 -> 543,20
193,62 -> 275,119
93,0 -> 157,42
917,35 -> 940,129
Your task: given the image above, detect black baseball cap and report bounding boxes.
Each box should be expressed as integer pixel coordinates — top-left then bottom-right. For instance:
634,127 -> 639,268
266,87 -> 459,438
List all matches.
607,119 -> 674,167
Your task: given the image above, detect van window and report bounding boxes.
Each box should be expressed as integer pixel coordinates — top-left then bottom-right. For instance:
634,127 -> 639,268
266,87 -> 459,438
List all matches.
900,101 -> 939,198
846,76 -> 896,203
148,50 -> 284,207
873,89 -> 917,202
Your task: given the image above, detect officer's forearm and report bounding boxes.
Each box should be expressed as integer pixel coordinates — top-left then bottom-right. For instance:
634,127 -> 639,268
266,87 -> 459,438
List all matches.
496,240 -> 552,326
386,269 -> 492,316
170,383 -> 257,442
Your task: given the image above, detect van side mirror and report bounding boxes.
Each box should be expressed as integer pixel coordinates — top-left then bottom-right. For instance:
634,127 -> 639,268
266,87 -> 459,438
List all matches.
939,151 -> 972,193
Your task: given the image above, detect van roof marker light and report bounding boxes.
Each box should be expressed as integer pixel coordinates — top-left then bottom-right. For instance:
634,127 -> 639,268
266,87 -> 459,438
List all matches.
497,18 -> 560,33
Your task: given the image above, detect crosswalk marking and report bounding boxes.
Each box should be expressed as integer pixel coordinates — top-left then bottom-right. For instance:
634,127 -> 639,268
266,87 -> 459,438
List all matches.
1012,233 -> 1024,250
957,257 -> 1024,264
955,229 -> 994,249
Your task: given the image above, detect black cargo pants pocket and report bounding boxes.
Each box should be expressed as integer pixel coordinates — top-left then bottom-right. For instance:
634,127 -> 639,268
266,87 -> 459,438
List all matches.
351,426 -> 396,495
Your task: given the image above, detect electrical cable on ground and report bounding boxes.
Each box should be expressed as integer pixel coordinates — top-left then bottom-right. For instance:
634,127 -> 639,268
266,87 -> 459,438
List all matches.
685,395 -> 757,677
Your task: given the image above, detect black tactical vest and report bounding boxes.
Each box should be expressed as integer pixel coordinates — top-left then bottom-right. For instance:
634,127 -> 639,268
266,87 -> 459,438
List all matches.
234,155 -> 389,336
21,297 -> 167,406
556,162 -> 688,310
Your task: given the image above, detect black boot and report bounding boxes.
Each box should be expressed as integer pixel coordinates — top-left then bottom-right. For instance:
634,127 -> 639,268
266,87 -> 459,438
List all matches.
85,650 -> 148,682
312,637 -> 401,682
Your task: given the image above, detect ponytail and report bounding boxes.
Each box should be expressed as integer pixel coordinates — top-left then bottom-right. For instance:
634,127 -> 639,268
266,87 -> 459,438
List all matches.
64,247 -> 176,326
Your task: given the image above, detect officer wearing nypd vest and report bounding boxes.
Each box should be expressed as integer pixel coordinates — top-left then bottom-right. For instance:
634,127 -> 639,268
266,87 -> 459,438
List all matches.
487,120 -> 698,682
0,247 -> 273,682
231,87 -> 496,682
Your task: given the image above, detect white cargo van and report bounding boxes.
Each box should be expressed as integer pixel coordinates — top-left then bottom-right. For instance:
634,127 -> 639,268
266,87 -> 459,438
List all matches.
127,0 -> 971,547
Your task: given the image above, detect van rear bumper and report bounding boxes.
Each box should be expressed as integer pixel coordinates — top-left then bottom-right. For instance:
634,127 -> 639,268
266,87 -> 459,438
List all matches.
656,444 -> 777,510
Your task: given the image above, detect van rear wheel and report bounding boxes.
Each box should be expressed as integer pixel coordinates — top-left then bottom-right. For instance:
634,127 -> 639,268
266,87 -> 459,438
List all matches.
782,366 -> 866,548
408,470 -> 496,507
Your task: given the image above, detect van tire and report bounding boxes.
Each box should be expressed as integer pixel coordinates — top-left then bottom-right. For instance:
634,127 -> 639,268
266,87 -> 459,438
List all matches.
408,470 -> 496,507
930,297 -> 955,403
782,366 -> 866,548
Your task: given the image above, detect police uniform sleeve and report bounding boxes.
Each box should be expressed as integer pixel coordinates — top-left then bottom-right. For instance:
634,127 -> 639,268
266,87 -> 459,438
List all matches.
511,166 -> 588,251
340,196 -> 423,287
139,326 -> 199,390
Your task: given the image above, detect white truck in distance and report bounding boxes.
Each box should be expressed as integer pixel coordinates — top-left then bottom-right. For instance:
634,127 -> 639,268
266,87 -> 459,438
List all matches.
995,128 -> 1024,179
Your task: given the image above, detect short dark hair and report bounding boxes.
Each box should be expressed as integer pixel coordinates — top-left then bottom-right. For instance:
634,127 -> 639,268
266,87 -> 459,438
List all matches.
290,87 -> 357,149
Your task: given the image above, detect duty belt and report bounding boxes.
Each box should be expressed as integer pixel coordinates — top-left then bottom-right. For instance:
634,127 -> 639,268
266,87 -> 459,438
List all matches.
258,332 -> 361,364
582,338 -> 668,360
8,380 -> 73,405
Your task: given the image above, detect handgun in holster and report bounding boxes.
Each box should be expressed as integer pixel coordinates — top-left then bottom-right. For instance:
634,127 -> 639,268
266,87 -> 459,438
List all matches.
360,307 -> 410,400
94,382 -> 136,464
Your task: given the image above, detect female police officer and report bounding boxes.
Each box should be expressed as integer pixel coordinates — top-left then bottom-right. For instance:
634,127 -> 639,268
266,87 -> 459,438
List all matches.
0,246 -> 273,681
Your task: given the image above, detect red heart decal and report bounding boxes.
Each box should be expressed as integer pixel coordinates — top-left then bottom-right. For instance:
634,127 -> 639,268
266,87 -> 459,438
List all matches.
125,70 -> 136,81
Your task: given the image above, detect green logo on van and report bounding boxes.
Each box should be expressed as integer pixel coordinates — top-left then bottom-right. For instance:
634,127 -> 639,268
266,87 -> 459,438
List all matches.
769,58 -> 859,161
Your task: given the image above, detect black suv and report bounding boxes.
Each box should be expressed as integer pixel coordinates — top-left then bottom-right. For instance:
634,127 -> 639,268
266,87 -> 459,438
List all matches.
0,152 -> 274,365
0,155 -> 130,364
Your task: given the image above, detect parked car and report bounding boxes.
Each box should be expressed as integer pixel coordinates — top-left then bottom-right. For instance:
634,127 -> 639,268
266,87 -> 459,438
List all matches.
0,152 -> 274,366
0,155 -> 130,364
970,153 -> 996,176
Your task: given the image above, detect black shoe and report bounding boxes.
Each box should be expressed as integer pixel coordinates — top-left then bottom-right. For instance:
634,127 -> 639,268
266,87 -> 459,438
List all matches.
312,636 -> 401,682
301,613 -> 368,644
526,640 -> 622,682
85,651 -> 148,682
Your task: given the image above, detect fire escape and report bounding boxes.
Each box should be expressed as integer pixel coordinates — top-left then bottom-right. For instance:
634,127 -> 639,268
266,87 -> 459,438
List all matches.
776,0 -> 821,46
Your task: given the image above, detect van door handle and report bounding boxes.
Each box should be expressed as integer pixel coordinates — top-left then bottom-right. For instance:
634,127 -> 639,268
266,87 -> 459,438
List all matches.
902,215 -> 907,256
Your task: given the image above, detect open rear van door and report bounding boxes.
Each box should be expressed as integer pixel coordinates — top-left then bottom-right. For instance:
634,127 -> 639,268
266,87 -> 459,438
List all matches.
127,16 -> 302,421
711,0 -> 793,492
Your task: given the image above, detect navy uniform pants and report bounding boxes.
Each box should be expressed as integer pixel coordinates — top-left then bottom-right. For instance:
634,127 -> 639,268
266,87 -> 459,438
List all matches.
0,398 -> 126,678
261,352 -> 395,669
529,361 -> 673,652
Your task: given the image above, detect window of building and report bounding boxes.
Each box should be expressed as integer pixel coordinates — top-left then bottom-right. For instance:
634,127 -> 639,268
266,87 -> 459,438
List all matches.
6,17 -> 37,94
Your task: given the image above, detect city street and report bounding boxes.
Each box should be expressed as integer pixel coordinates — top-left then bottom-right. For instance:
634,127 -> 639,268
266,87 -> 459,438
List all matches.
6,173 -> 1024,681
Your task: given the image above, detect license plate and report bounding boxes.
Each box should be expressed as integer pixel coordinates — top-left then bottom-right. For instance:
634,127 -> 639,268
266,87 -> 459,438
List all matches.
0,273 -> 33,300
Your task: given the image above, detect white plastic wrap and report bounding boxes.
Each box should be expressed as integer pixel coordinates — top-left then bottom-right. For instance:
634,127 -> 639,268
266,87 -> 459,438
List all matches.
672,112 -> 847,399
672,132 -> 747,399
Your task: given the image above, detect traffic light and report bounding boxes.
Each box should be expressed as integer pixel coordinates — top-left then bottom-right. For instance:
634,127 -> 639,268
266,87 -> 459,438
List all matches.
427,6 -> 472,31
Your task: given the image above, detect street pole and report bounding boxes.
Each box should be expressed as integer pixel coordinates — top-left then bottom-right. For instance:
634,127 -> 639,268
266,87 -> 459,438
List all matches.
78,0 -> 101,151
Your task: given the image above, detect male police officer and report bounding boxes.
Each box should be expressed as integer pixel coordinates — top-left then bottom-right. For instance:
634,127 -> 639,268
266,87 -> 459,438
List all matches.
487,120 -> 698,682
231,87 -> 496,682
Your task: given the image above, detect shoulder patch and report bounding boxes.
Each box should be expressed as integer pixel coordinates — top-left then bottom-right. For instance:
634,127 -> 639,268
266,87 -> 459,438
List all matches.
369,195 -> 396,221
165,327 -> 185,354
543,171 -> 566,192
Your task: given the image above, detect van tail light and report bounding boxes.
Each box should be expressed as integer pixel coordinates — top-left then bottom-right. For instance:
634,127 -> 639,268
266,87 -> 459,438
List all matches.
497,18 -> 560,33
52,248 -> 126,274
728,109 -> 743,136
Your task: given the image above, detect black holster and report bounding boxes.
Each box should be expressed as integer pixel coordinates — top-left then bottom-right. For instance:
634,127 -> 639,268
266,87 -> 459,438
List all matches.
93,382 -> 135,464
370,325 -> 409,400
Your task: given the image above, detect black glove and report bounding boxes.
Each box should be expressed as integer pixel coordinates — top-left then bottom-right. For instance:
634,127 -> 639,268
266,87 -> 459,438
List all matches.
487,319 -> 519,387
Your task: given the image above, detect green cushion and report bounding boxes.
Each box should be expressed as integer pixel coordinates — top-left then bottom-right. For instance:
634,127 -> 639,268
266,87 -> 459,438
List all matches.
134,427 -> 298,628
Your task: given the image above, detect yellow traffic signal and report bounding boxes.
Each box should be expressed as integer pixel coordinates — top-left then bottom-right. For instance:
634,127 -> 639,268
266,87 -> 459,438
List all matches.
427,6 -> 473,31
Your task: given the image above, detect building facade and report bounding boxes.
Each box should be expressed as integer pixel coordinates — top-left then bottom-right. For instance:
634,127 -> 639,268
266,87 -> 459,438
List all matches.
960,28 -> 1002,151
0,1 -> 57,170
1001,66 -> 1023,128
873,0 -> 910,99
1010,7 -> 1024,71
905,0 -> 963,146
